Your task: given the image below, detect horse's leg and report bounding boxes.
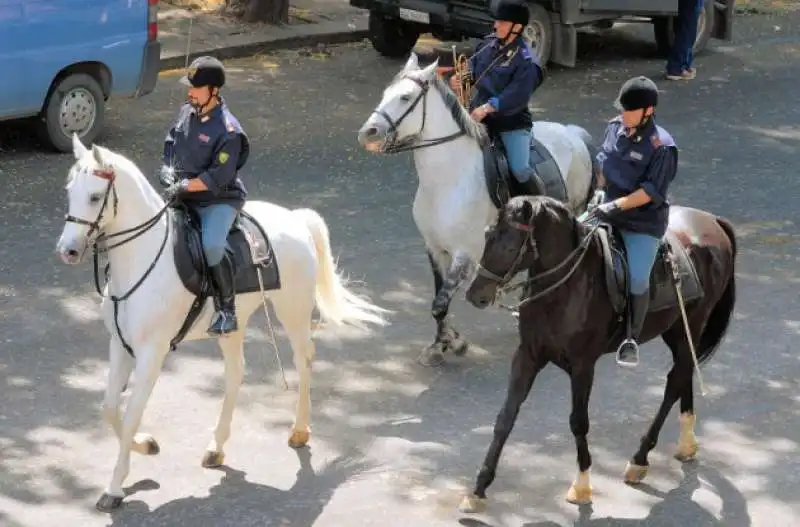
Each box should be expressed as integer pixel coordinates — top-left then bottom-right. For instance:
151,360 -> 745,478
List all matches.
664,321 -> 703,462
419,250 -> 468,366
459,345 -> 544,513
272,291 -> 315,448
101,337 -> 160,456
96,343 -> 168,512
624,366 -> 681,484
202,330 -> 246,468
565,363 -> 597,505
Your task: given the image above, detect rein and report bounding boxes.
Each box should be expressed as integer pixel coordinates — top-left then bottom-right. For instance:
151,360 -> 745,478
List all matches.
476,219 -> 599,310
373,76 -> 467,154
64,168 -> 173,357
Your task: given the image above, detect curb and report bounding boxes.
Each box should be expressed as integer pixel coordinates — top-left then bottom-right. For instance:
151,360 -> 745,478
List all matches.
159,29 -> 369,71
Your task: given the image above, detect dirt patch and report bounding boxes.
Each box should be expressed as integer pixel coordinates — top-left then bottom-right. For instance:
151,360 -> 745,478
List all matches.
736,0 -> 800,14
163,0 -> 226,11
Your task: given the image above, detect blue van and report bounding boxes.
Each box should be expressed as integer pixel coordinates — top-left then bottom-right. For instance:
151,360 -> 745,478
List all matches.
0,0 -> 161,152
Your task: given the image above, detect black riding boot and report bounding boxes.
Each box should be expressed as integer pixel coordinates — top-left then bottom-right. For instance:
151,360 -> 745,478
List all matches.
520,168 -> 546,197
208,254 -> 238,335
616,291 -> 649,367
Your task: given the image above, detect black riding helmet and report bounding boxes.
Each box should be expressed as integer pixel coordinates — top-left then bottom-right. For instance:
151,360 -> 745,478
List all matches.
491,0 -> 530,26
614,76 -> 659,112
180,56 -> 226,89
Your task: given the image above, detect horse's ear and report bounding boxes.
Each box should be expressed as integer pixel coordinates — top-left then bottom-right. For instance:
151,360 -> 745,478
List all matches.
91,143 -> 109,168
72,133 -> 88,160
419,57 -> 438,81
521,199 -> 534,223
403,52 -> 420,72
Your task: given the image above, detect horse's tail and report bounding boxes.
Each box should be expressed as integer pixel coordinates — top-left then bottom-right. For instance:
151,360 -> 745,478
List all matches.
695,216 -> 738,366
293,207 -> 391,330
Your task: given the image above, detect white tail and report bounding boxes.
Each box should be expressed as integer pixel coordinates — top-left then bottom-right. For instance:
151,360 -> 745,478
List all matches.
293,208 -> 391,330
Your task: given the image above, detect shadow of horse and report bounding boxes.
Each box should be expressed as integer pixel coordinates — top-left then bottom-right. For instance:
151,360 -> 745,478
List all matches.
105,447 -> 373,527
458,463 -> 751,527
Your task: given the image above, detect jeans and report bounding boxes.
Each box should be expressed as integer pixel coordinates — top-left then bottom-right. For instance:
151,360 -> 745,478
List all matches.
499,128 -> 535,183
619,230 -> 661,295
666,0 -> 704,75
196,203 -> 238,267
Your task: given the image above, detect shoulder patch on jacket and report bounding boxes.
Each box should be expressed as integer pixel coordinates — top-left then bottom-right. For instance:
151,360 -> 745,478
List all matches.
650,134 -> 663,148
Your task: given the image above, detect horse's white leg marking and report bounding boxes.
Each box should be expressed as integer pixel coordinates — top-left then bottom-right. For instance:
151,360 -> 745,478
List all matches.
675,411 -> 699,461
103,343 -> 168,501
202,330 -> 246,468
101,336 -> 160,456
566,469 -> 593,505
272,290 -> 315,448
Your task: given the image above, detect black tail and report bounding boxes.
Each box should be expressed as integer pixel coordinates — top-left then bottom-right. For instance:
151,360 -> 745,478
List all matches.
695,216 -> 738,366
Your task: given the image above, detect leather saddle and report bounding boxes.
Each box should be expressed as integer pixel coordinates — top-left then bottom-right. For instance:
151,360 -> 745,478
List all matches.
594,222 -> 704,315
482,131 -> 569,209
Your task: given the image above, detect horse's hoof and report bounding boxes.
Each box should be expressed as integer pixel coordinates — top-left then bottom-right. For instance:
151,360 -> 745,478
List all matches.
458,494 -> 486,513
288,428 -> 310,449
566,483 -> 593,505
134,433 -> 160,456
674,439 -> 699,462
96,493 -> 124,513
448,336 -> 469,357
624,462 -> 648,484
417,345 -> 445,367
201,450 -> 225,468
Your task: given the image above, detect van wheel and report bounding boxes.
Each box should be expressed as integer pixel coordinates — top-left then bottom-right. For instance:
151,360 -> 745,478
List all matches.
368,10 -> 421,58
38,73 -> 105,153
523,4 -> 552,65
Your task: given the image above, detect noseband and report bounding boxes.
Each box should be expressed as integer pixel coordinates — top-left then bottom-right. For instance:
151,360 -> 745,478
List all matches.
373,75 -> 468,154
476,219 -> 599,310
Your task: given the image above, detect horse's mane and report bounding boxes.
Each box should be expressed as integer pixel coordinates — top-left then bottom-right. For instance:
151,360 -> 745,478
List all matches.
67,146 -> 164,205
393,68 -> 490,146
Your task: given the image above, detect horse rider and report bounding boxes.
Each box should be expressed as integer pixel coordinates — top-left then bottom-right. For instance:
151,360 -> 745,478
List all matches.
448,0 -> 546,196
587,76 -> 679,368
159,55 -> 251,336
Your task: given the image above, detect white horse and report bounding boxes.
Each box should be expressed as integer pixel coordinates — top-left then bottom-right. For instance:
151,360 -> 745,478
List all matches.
56,135 -> 390,512
357,52 -> 596,366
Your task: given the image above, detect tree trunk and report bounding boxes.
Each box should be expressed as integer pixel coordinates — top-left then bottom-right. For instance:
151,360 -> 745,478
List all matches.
241,0 -> 289,24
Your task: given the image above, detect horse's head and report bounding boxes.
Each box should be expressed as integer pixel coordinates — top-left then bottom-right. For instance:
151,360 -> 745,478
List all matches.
467,197 -> 541,308
56,134 -> 122,265
357,52 -> 440,153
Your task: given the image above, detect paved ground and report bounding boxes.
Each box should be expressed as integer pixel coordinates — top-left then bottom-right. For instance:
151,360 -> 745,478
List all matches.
1,11 -> 799,527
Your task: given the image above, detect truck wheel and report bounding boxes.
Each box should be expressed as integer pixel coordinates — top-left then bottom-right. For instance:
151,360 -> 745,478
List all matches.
37,72 -> 105,153
368,10 -> 421,58
653,0 -> 714,58
523,3 -> 552,65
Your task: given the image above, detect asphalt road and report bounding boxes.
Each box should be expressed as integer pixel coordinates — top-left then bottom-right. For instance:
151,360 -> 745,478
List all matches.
1,11 -> 799,527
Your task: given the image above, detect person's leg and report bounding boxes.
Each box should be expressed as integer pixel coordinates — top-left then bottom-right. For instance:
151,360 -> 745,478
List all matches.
616,230 -> 661,367
197,203 -> 240,335
682,0 -> 705,76
499,128 -> 545,196
666,0 -> 698,80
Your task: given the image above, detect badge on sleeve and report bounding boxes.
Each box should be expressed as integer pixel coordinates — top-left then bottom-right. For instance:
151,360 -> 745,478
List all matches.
218,151 -> 230,164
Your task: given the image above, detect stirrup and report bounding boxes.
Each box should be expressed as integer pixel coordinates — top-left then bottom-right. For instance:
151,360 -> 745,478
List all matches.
615,338 -> 639,368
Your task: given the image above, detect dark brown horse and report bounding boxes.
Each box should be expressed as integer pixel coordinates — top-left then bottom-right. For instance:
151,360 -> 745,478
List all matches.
458,195 -> 737,513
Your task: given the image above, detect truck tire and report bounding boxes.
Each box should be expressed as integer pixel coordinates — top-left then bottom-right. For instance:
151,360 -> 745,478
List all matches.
653,0 -> 714,58
368,10 -> 421,58
523,3 -> 552,65
37,72 -> 105,153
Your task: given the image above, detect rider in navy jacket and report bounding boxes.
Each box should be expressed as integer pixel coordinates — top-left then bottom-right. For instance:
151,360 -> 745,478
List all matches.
588,76 -> 679,368
453,0 -> 545,196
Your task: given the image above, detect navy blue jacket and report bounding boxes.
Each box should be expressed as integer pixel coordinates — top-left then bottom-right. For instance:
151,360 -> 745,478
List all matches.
597,117 -> 678,237
468,34 -> 542,133
163,98 -> 249,209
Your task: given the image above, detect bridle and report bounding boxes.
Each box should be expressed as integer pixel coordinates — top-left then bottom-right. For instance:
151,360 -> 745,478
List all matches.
476,218 -> 599,310
372,75 -> 468,154
63,167 -> 173,357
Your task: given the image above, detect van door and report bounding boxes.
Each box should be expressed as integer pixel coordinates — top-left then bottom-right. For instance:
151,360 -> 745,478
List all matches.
0,1 -> 31,118
580,0 -> 679,16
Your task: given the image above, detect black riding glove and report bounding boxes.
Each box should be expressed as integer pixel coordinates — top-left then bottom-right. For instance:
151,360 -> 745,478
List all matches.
165,179 -> 188,200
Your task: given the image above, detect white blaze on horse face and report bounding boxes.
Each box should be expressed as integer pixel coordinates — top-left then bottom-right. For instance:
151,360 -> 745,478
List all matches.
57,138 -> 113,264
